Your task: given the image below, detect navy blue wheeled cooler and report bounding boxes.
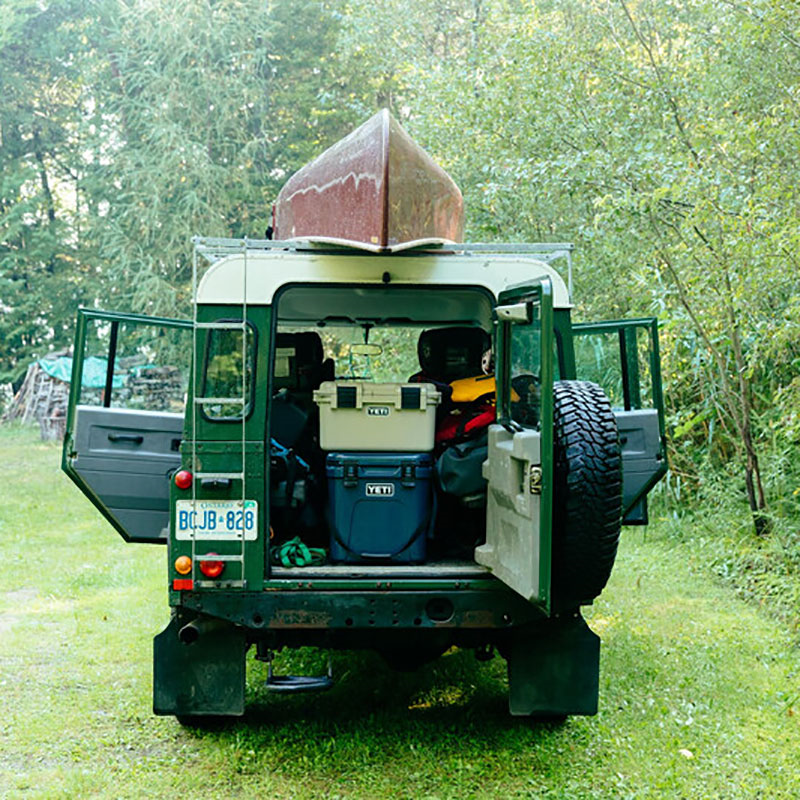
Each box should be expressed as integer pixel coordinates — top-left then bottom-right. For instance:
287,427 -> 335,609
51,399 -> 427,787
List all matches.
326,452 -> 434,563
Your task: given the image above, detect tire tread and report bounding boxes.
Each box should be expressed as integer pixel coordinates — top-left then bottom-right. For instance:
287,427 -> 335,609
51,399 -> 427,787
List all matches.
551,380 -> 622,610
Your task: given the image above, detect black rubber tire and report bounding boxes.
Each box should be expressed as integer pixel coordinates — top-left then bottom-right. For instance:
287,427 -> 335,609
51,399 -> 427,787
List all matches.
551,380 -> 622,611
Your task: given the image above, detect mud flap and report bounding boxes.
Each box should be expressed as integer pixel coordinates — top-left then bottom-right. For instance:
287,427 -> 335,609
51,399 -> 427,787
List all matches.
507,613 -> 600,717
153,615 -> 246,717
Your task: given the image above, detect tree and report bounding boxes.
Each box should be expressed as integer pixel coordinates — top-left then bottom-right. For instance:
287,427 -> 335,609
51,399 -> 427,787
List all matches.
82,0 -> 362,318
337,0 -> 800,533
1,0 -> 367,382
0,0 -> 95,383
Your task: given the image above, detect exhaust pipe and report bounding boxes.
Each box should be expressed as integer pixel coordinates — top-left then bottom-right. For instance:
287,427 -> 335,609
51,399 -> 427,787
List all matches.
178,621 -> 201,644
178,617 -> 222,645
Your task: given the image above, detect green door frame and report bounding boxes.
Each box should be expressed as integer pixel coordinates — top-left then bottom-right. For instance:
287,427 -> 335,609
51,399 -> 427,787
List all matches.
487,278 -> 555,610
62,307 -> 193,539
572,317 -> 666,440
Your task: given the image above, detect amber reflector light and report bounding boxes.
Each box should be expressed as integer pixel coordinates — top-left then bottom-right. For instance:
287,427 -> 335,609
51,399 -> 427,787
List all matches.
174,556 -> 192,575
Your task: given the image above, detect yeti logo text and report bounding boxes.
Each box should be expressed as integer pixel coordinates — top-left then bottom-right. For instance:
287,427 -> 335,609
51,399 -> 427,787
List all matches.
366,483 -> 395,497
366,406 -> 390,416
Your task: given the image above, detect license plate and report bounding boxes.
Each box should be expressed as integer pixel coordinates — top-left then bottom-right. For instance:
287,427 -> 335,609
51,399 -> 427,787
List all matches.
175,500 -> 258,540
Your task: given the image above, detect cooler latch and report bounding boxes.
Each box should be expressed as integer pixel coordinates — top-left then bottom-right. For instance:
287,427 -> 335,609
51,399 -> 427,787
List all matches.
337,386 -> 358,408
401,386 -> 421,409
401,464 -> 416,487
343,463 -> 358,487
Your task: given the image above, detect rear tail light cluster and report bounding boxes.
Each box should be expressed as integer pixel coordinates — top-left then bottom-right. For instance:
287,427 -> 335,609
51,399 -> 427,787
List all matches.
173,554 -> 225,581
199,555 -> 224,578
174,470 -> 192,489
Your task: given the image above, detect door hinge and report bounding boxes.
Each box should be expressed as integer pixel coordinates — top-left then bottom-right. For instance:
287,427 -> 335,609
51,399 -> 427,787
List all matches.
529,465 -> 542,495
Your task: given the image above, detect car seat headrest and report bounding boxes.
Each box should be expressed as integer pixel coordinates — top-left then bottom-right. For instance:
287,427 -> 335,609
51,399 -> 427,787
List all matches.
417,326 -> 490,383
275,332 -> 324,392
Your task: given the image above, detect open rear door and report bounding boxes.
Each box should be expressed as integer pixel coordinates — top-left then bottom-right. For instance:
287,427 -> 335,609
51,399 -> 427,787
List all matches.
572,318 -> 667,524
62,309 -> 192,543
476,279 -> 554,609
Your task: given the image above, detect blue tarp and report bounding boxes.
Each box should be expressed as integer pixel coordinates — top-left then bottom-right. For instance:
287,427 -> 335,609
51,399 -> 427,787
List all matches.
37,357 -> 124,389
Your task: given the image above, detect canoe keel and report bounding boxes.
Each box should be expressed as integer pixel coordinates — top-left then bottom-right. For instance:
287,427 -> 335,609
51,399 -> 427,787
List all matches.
273,110 -> 464,252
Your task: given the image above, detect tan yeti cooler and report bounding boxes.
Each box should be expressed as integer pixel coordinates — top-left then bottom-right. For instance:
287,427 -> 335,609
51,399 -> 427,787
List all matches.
313,381 -> 441,452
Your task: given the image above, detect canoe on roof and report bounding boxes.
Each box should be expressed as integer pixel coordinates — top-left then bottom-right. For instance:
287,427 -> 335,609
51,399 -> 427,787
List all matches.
273,109 -> 464,252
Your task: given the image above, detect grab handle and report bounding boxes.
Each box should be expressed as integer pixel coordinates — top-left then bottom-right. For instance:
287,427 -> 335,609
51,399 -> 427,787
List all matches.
108,433 -> 143,445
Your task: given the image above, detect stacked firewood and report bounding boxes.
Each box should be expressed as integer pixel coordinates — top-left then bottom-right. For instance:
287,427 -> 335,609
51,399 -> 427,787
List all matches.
3,357 -> 186,439
2,363 -> 71,440
121,365 -> 185,412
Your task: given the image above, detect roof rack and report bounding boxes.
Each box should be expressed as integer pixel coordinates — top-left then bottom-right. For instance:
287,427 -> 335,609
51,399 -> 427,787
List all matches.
192,237 -> 575,295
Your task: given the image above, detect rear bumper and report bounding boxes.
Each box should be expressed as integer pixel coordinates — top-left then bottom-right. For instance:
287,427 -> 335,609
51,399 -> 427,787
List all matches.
175,586 -> 543,642
156,592 -> 596,719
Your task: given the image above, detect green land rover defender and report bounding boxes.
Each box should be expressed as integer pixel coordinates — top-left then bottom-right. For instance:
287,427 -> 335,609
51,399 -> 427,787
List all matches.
61,114 -> 666,721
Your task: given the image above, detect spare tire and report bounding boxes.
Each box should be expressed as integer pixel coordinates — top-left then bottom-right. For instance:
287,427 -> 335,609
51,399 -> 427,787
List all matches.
551,380 -> 622,611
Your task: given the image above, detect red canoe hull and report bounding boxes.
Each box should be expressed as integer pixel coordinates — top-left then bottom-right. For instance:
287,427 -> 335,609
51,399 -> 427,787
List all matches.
273,110 -> 464,251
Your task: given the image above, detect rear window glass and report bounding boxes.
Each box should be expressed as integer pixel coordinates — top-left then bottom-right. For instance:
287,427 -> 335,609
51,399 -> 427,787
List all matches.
78,317 -> 191,413
202,323 -> 256,420
508,304 -> 542,429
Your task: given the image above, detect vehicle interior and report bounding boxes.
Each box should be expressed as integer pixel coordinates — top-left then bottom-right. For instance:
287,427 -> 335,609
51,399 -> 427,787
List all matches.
267,284 -> 502,576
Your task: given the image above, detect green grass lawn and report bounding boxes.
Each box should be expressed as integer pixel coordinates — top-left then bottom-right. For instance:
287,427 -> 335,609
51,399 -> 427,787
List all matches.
1,425 -> 798,799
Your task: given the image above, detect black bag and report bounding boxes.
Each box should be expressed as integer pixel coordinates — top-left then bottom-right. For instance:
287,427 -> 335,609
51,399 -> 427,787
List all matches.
436,431 -> 488,498
270,391 -> 309,449
269,439 -> 324,539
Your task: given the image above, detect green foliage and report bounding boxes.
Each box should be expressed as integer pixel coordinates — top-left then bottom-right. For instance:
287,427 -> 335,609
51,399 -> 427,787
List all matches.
341,0 -> 800,529
0,0 -> 364,382
82,0 -> 362,318
0,0 -> 95,382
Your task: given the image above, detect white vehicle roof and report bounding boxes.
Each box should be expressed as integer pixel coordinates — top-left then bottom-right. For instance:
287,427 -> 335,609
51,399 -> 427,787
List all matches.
196,250 -> 572,309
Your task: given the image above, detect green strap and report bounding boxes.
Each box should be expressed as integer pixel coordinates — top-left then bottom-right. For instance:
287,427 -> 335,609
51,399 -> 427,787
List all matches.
271,537 -> 326,568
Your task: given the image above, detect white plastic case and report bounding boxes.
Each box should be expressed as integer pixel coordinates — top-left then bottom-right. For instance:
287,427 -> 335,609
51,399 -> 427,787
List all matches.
313,381 -> 441,452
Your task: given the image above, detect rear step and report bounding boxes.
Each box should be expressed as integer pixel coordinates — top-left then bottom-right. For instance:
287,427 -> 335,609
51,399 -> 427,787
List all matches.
259,649 -> 334,694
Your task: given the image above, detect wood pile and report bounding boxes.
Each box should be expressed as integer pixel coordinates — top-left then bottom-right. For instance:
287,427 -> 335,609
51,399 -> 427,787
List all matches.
3,359 -> 185,440
2,361 -> 72,440
120,365 -> 185,412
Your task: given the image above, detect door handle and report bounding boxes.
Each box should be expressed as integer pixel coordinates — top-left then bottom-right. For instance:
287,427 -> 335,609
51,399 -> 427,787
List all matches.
108,433 -> 144,445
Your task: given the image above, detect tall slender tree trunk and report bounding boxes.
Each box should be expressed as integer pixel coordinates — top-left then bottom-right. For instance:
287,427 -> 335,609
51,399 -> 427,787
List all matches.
654,239 -> 771,537
33,129 -> 57,274
727,298 -> 770,534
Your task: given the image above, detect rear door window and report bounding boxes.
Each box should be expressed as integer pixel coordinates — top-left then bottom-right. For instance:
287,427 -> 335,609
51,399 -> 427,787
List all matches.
201,323 -> 256,421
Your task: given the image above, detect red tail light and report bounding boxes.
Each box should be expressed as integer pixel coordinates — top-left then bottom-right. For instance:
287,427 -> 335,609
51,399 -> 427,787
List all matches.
199,554 -> 224,579
174,470 -> 193,489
